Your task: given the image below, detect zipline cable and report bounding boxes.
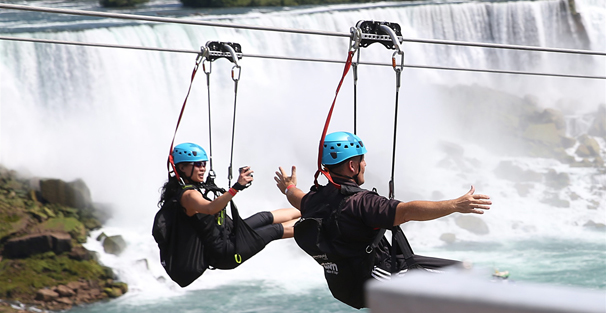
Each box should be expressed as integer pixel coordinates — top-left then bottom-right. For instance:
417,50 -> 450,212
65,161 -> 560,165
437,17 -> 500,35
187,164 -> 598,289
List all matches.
1,3 -> 606,57
1,35 -> 604,80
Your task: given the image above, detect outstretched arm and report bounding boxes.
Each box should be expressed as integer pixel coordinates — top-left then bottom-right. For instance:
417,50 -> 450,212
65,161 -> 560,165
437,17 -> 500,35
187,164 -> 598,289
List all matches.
393,186 -> 491,226
274,166 -> 305,210
181,167 -> 254,216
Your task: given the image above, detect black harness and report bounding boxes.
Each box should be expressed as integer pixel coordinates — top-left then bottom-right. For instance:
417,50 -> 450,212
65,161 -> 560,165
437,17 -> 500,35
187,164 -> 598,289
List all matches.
152,182 -> 266,287
294,184 -> 419,309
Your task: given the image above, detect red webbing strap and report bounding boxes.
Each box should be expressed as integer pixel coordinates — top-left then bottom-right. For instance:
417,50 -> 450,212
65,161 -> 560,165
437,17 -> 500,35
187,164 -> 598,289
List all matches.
314,50 -> 356,189
167,55 -> 203,182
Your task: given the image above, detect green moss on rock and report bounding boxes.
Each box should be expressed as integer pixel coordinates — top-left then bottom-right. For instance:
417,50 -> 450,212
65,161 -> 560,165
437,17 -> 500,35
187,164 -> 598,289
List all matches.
0,254 -> 108,300
36,217 -> 87,243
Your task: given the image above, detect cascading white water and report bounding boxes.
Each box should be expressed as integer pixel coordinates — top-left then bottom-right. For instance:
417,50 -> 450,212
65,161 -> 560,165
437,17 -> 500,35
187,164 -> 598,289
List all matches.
1,0 -> 604,307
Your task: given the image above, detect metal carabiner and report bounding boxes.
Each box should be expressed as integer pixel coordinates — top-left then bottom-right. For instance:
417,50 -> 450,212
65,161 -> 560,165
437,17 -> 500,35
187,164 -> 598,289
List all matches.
391,50 -> 405,70
349,26 -> 362,53
198,46 -> 211,74
391,50 -> 405,88
231,64 -> 241,82
202,58 -> 212,75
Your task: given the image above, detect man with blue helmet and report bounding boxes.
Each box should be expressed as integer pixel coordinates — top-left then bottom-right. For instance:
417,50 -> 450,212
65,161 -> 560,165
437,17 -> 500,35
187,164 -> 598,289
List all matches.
157,143 -> 300,279
274,131 -> 492,309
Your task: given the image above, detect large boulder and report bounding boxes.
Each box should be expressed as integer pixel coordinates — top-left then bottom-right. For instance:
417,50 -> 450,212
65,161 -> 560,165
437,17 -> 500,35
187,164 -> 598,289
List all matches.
493,161 -> 542,183
102,235 -> 127,256
575,134 -> 601,158
35,289 -> 59,302
588,104 -> 606,139
39,179 -> 92,210
34,217 -> 87,243
544,169 -> 570,190
3,232 -> 72,258
455,215 -> 489,235
523,123 -> 561,146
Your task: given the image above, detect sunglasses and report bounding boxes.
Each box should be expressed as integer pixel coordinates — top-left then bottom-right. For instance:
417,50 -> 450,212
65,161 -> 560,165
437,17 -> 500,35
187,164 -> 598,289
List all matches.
191,161 -> 207,168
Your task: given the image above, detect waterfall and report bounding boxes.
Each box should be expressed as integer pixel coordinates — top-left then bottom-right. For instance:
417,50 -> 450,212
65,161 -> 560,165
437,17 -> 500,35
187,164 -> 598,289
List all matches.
1,0 -> 604,297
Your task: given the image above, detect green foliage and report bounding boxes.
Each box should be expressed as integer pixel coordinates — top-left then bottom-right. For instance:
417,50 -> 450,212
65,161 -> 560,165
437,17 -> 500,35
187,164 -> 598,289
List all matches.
0,254 -> 108,299
100,0 -> 149,8
0,165 -> 122,305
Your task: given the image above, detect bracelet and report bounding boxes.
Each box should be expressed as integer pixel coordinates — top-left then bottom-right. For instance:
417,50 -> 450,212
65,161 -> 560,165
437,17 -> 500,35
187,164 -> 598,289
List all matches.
232,181 -> 248,191
284,184 -> 296,195
228,188 -> 237,196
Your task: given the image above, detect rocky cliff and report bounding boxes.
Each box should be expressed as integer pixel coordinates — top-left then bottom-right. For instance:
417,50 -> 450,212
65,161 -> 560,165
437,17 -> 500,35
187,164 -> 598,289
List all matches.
0,167 -> 127,312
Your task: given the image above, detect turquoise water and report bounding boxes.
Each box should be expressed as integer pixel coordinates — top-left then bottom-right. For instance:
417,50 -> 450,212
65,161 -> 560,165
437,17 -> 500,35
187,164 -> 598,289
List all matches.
66,236 -> 605,313
427,238 -> 606,290
69,284 -> 362,313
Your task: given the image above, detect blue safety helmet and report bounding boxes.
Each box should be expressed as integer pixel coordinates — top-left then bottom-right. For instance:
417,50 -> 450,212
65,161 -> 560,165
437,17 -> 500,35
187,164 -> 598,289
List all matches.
322,131 -> 367,165
172,143 -> 208,164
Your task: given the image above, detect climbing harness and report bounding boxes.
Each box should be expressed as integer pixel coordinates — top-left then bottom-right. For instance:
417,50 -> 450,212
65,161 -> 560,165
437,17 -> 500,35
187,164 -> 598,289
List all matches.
314,20 -> 420,274
167,41 -> 260,266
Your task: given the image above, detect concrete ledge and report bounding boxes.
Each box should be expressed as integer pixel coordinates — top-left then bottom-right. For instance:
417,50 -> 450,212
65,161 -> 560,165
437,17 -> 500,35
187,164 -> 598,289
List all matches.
366,268 -> 605,313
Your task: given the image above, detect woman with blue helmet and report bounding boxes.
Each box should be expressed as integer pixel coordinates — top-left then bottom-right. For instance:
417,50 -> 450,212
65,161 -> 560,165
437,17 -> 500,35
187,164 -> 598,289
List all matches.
274,131 -> 492,309
158,142 -> 300,273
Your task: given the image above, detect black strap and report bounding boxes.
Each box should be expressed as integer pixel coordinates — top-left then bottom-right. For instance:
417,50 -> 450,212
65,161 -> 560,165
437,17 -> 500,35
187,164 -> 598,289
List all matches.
391,226 -> 419,272
366,228 -> 386,254
388,66 -> 402,200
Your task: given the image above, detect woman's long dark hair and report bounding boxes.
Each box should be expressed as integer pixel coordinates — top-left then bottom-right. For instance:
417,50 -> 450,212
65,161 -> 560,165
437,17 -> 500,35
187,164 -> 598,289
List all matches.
158,175 -> 183,208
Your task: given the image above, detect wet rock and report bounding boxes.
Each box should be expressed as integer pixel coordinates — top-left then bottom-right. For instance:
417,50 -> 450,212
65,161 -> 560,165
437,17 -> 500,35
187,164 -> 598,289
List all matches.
560,136 -> 576,149
583,220 -> 606,230
570,158 -> 595,168
575,134 -> 601,158
55,285 -> 75,297
35,217 -> 87,243
439,233 -> 456,244
39,178 -> 92,210
55,297 -> 73,306
3,232 -> 72,259
523,123 -> 561,146
66,281 -> 86,291
540,193 -> 570,208
96,232 -> 108,242
493,161 -> 542,183
588,200 -> 600,210
102,235 -> 127,255
544,169 -> 570,190
536,108 -> 566,132
455,215 -> 489,235
438,141 -> 465,157
514,183 -> 534,197
35,289 -> 59,302
68,245 -> 94,261
112,282 -> 128,294
135,258 -> 149,270
588,104 -> 606,139
104,287 -> 123,298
